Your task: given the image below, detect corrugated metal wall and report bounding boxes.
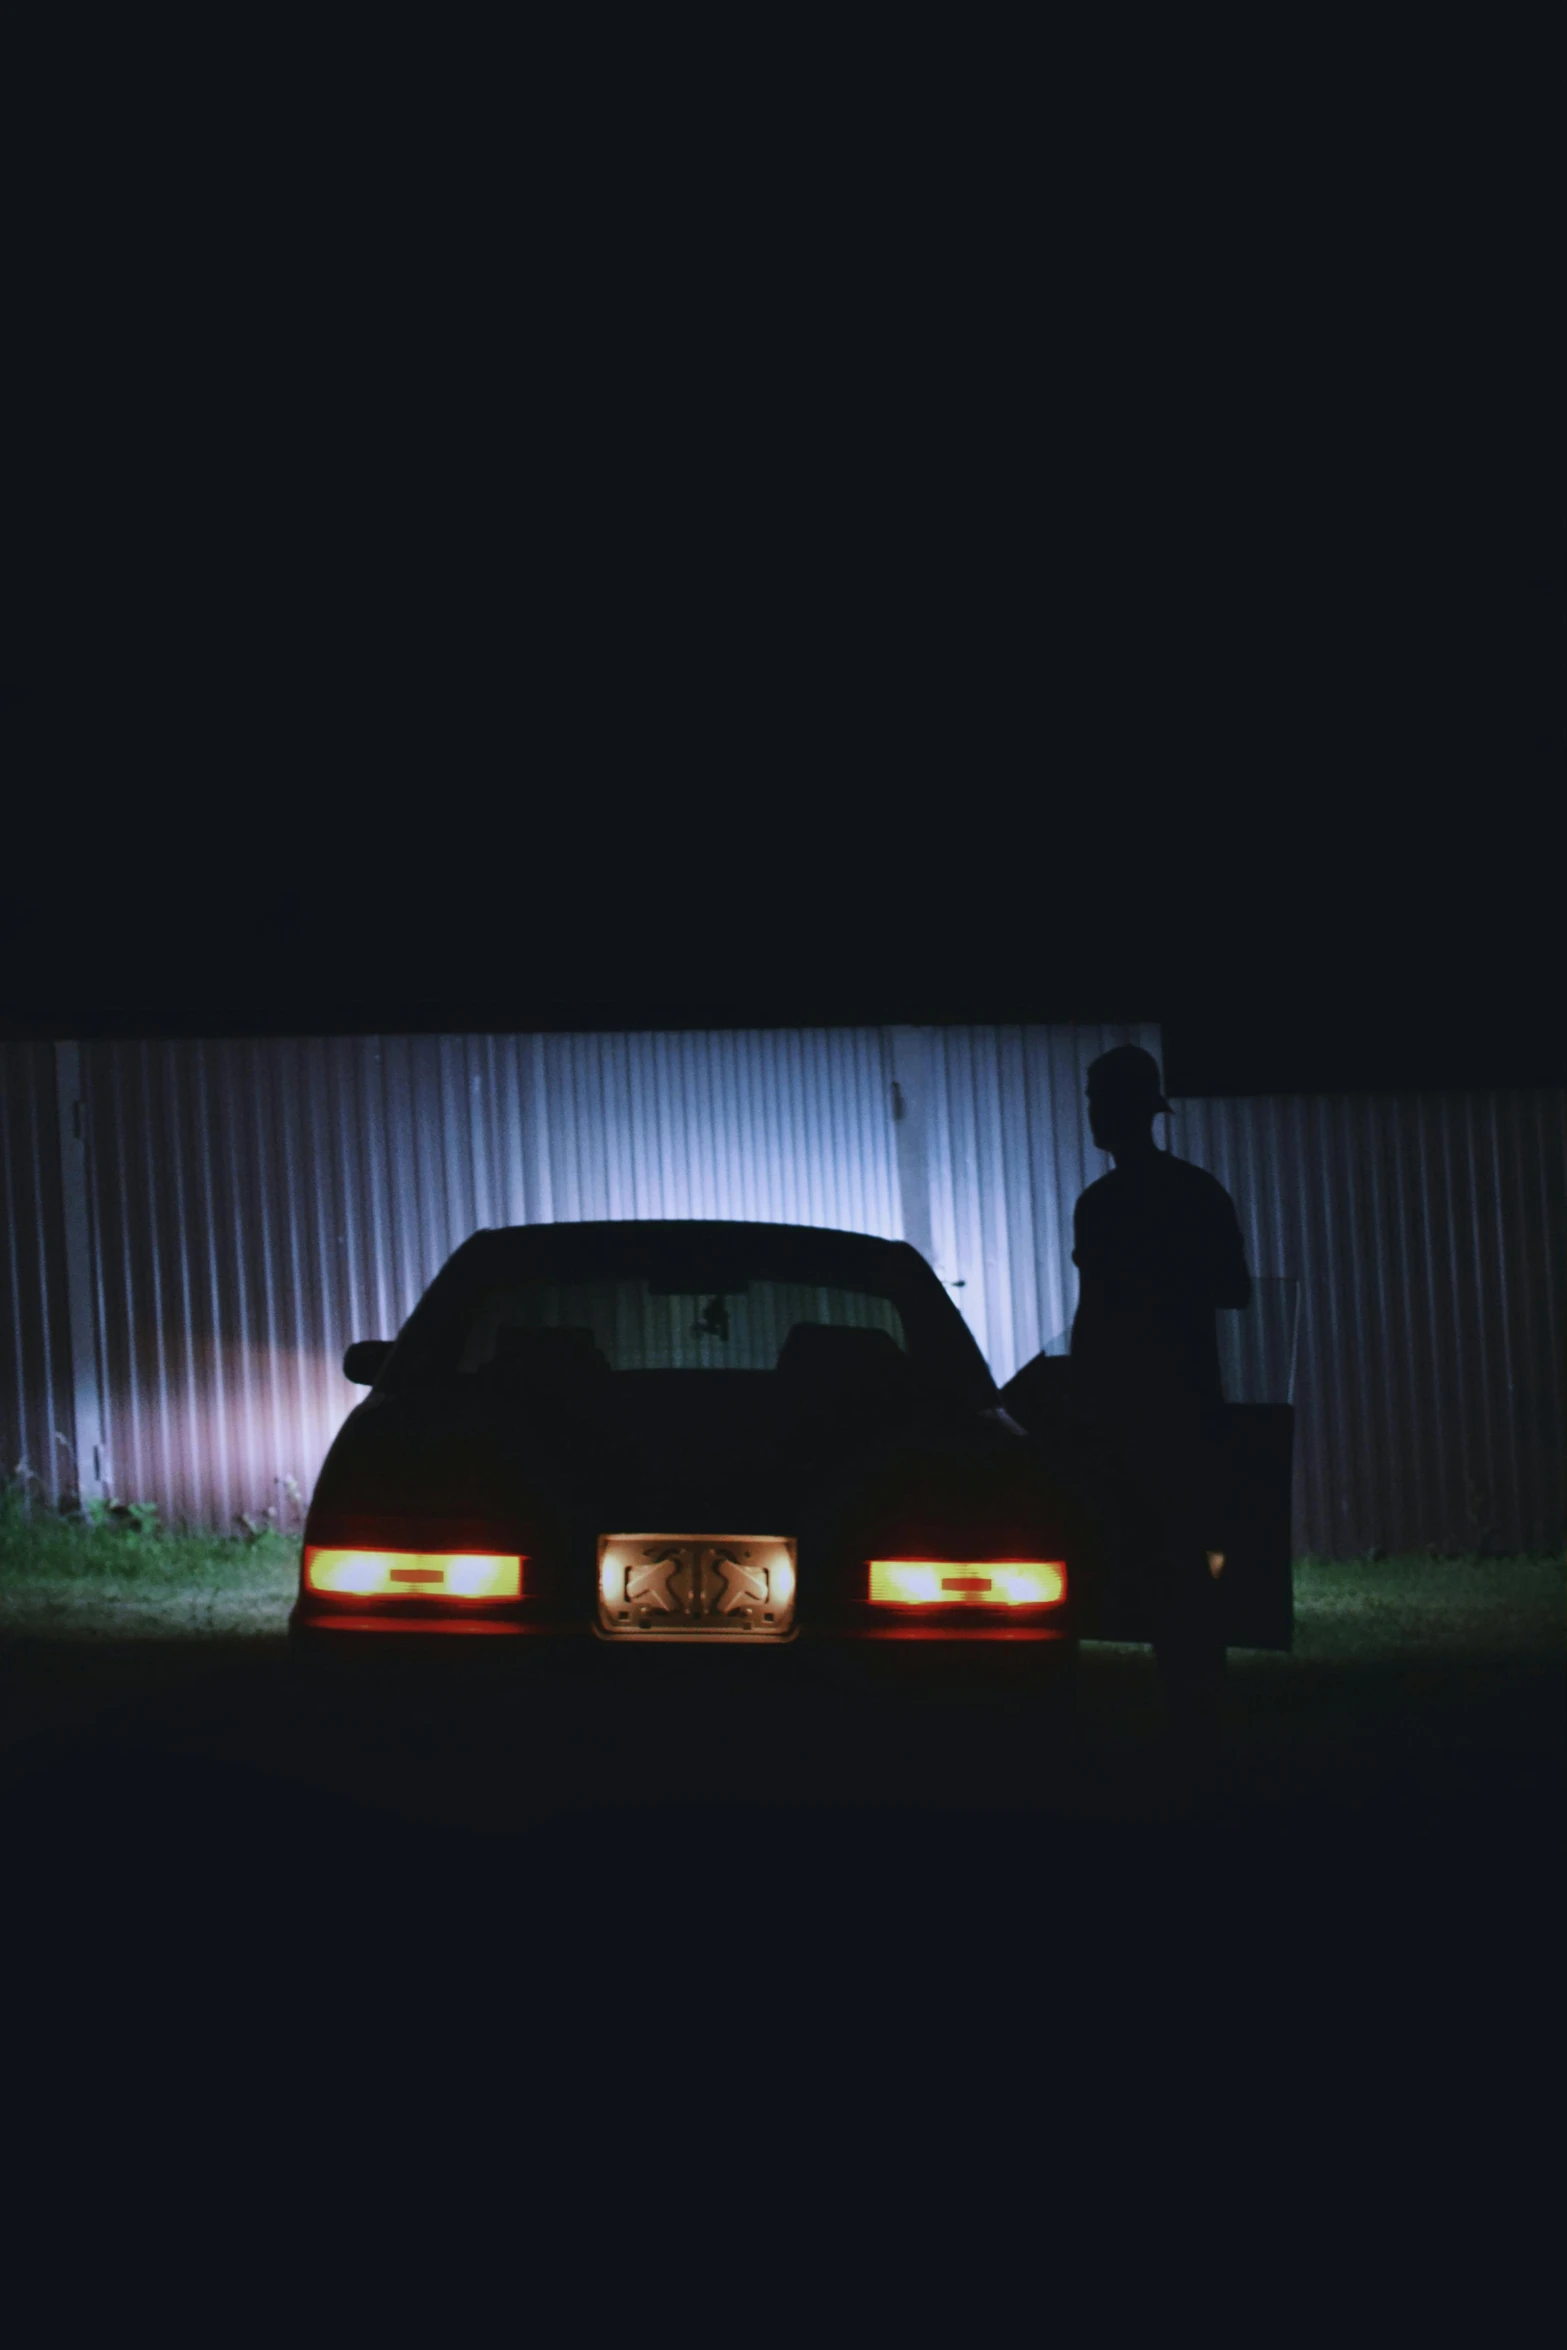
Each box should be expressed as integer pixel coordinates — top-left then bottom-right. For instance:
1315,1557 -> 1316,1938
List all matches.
1170,1091 -> 1567,1555
0,1042 -> 72,1500
2,1031 -> 1562,1555
900,1044 -> 1565,1552
73,1029 -> 906,1532
894,1022 -> 1165,1376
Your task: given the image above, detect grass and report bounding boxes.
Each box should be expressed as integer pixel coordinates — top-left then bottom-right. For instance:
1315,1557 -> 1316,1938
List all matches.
1290,1550 -> 1564,1659
1,1480 -> 1560,1651
0,1491 -> 1558,1879
0,1484 -> 300,1638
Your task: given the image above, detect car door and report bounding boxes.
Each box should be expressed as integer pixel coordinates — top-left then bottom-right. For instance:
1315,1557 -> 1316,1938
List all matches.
999,1353 -> 1295,1651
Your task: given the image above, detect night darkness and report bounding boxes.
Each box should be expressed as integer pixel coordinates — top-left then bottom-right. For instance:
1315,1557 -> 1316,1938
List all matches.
11,115 -> 1560,1089
7,59 -> 1562,2281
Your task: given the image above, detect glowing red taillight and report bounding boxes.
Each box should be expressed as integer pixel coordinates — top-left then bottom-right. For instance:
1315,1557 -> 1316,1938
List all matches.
867,1560 -> 1067,1607
302,1547 -> 524,1601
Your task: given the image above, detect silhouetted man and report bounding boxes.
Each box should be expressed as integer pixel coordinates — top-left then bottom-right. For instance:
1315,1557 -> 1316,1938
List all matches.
1070,1046 -> 1251,1787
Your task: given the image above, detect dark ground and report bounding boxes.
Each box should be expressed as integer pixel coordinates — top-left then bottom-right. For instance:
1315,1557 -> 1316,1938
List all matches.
3,1600 -> 1559,2016
2,1591 -> 1559,2306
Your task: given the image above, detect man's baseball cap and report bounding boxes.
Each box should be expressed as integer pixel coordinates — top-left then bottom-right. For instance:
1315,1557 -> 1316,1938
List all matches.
1085,1044 -> 1172,1111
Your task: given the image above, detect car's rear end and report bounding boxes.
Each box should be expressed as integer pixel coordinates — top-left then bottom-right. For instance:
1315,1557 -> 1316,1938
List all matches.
289,1221 -> 1081,1674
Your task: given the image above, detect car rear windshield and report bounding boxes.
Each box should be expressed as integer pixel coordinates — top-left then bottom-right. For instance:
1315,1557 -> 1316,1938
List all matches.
453,1278 -> 906,1374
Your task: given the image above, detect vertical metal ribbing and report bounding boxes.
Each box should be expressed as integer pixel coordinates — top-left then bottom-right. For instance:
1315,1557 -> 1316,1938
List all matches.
9,1032 -> 1561,1552
1363,1094 -> 1402,1550
161,1045 -> 197,1525
0,1056 -> 34,1481
26,1059 -> 61,1498
887,1027 -> 934,1267
1484,1095 -> 1520,1536
1462,1096 -> 1501,1546
1175,1089 -> 1567,1555
1523,1091 -> 1567,1545
49,1046 -> 102,1499
191,1042 -> 232,1531
0,1052 -> 47,1493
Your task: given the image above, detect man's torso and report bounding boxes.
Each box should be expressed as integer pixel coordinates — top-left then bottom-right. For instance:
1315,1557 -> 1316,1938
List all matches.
1070,1152 -> 1241,1432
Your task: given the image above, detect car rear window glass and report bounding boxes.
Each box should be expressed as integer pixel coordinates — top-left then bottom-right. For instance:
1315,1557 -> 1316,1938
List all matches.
453,1278 -> 906,1374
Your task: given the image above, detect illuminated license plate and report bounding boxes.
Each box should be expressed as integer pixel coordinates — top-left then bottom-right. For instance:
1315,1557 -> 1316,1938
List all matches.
597,1535 -> 797,1638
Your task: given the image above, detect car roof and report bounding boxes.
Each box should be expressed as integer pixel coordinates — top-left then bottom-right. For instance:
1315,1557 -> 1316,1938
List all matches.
450,1219 -> 926,1283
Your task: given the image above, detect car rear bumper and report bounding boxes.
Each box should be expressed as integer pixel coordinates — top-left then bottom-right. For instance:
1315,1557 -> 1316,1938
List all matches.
827,1623 -> 1073,1640
290,1605 -> 1074,1651
289,1606 -> 580,1642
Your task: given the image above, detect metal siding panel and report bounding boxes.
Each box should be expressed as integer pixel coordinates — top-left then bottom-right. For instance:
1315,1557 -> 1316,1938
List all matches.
222,1025 -> 893,1523
1307,1100 -> 1350,1553
1034,1027 -> 1088,1349
252,1043 -> 288,1525
49,1046 -> 107,1502
1431,1102 -> 1467,1543
1372,1095 -> 1409,1541
1481,1095 -> 1521,1535
1517,1090 -> 1567,1545
1308,1101 -> 1349,1552
1172,1090 -> 1565,1555
0,1044 -> 73,1501
163,1047 -> 199,1522
1462,1098 -> 1503,1542
919,1022 -> 1164,1380
1388,1099 -> 1431,1553
11,1031 -> 1561,1554
190,1042 -> 233,1529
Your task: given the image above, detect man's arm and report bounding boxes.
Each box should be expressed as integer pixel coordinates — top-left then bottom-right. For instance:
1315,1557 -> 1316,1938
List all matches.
1212,1191 -> 1251,1309
1071,1193 -> 1107,1301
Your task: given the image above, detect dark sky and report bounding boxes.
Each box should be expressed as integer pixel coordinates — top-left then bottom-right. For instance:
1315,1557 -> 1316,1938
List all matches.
13,122 -> 1560,1094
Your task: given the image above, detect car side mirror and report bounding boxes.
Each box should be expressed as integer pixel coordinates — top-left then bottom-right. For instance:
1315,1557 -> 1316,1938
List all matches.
343,1339 -> 393,1386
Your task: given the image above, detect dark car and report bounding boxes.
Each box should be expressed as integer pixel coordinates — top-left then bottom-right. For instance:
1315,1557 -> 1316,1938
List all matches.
290,1219 -> 1088,1662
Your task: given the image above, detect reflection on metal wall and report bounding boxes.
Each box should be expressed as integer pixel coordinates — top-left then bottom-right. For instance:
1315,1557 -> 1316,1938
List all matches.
890,1023 -> 1164,1379
1216,1279 -> 1301,1409
1170,1092 -> 1567,1555
2,1031 -> 1562,1556
905,1044 -> 1565,1552
72,1030 -> 904,1532
0,1043 -> 71,1499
